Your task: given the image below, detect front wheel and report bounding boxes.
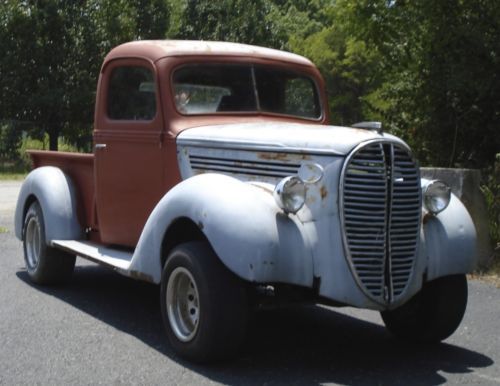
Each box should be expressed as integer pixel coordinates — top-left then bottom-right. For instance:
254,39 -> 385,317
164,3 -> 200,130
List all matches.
381,274 -> 468,343
160,241 -> 248,363
23,201 -> 76,284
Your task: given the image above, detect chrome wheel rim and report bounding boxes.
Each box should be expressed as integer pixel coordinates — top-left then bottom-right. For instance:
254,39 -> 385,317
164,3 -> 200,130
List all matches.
166,267 -> 200,342
25,216 -> 41,270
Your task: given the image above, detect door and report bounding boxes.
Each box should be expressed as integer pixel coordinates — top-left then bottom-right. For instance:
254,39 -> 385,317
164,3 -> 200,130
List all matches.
94,59 -> 165,247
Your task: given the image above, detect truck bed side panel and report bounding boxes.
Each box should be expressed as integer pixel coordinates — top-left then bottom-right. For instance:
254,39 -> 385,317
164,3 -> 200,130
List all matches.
28,150 -> 95,230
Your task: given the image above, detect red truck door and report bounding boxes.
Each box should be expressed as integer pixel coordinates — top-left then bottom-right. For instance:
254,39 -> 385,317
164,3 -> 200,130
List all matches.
94,59 -> 165,247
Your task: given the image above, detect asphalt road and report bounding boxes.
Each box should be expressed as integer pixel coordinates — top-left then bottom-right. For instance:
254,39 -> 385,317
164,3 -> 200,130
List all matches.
1,180 -> 499,385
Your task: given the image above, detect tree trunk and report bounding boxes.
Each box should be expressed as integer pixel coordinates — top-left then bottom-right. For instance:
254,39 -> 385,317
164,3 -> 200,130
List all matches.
48,129 -> 59,151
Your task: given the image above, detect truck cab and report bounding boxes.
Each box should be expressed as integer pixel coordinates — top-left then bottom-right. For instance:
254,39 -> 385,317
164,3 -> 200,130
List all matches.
92,41 -> 328,246
14,40 -> 476,363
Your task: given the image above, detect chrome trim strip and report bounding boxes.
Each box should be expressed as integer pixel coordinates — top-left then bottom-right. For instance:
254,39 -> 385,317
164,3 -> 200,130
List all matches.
177,138 -> 346,156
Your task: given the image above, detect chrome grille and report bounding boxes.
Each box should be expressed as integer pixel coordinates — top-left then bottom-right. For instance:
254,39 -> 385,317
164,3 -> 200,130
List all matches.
341,142 -> 421,304
189,154 -> 300,178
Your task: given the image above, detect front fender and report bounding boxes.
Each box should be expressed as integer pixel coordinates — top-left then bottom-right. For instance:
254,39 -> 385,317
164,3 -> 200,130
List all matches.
423,193 -> 477,281
129,174 -> 314,286
14,166 -> 83,243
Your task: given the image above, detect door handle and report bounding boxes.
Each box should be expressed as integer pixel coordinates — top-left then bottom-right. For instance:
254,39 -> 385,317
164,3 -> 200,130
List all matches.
95,143 -> 107,150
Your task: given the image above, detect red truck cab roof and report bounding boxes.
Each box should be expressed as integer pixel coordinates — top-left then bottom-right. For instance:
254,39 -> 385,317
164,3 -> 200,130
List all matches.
104,40 -> 315,67
98,40 -> 330,137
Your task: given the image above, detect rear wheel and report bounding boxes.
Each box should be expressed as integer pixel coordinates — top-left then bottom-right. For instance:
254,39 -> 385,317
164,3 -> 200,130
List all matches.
161,241 -> 248,363
23,201 -> 76,284
381,274 -> 468,342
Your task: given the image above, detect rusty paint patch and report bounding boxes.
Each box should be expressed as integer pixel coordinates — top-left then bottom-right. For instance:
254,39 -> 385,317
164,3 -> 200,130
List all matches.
422,212 -> 433,224
306,196 -> 317,205
320,186 -> 328,200
257,152 -> 289,161
257,151 -> 312,163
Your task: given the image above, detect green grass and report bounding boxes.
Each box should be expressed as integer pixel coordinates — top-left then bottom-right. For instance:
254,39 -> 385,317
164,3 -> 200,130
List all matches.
0,172 -> 26,180
0,134 -> 82,180
0,162 -> 28,180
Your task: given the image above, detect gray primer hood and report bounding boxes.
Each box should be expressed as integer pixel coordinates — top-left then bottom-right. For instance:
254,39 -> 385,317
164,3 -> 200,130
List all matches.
177,122 -> 406,155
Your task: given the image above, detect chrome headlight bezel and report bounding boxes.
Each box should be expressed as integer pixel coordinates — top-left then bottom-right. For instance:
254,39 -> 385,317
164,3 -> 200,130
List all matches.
273,176 -> 306,214
423,180 -> 451,215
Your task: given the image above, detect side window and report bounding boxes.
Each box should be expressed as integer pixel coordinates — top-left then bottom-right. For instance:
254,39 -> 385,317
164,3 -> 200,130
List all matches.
107,66 -> 157,120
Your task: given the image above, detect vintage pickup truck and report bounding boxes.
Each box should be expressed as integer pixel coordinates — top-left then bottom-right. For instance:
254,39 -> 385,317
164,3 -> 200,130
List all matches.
15,40 -> 476,362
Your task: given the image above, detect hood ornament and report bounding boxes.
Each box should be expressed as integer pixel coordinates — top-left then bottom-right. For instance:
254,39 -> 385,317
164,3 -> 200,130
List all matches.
351,121 -> 383,134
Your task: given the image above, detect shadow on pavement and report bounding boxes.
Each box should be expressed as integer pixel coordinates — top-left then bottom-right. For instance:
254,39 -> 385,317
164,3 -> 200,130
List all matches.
17,263 -> 494,385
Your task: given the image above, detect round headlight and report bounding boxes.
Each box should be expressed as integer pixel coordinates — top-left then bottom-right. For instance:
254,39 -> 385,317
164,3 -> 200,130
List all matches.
274,176 -> 306,214
423,180 -> 451,215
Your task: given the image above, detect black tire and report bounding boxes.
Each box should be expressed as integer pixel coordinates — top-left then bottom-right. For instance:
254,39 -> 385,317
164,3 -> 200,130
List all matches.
160,241 -> 248,363
23,201 -> 76,284
381,274 -> 468,343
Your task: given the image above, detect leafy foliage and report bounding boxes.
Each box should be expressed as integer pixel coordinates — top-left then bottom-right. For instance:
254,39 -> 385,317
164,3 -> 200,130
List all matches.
0,0 -> 170,151
0,123 -> 22,160
0,0 -> 498,171
329,0 -> 500,169
290,26 -> 383,125
176,0 -> 284,48
481,154 -> 500,255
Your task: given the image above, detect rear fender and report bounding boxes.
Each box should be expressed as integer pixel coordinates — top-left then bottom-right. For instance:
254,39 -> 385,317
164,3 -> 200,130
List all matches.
14,167 -> 83,243
129,173 -> 314,285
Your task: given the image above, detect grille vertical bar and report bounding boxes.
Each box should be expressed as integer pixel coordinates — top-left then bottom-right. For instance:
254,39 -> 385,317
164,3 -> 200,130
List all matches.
341,141 -> 421,304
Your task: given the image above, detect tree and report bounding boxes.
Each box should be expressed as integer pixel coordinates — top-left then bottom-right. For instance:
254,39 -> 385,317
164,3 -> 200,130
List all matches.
176,0 -> 285,48
290,26 -> 383,126
332,0 -> 500,168
0,0 -> 171,151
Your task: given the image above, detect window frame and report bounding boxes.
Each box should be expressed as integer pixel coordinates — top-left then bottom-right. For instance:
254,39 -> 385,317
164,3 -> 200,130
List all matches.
97,57 -> 163,134
170,62 -> 324,121
107,65 -> 158,121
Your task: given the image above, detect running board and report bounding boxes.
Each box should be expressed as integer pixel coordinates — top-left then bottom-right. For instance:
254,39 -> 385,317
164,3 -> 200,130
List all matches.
50,240 -> 155,281
52,240 -> 154,282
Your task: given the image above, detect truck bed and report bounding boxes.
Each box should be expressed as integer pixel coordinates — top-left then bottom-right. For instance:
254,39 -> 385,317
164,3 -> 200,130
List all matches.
28,150 -> 96,231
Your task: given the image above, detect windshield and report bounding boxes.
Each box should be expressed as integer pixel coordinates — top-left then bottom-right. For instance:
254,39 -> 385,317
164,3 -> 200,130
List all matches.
172,64 -> 321,119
